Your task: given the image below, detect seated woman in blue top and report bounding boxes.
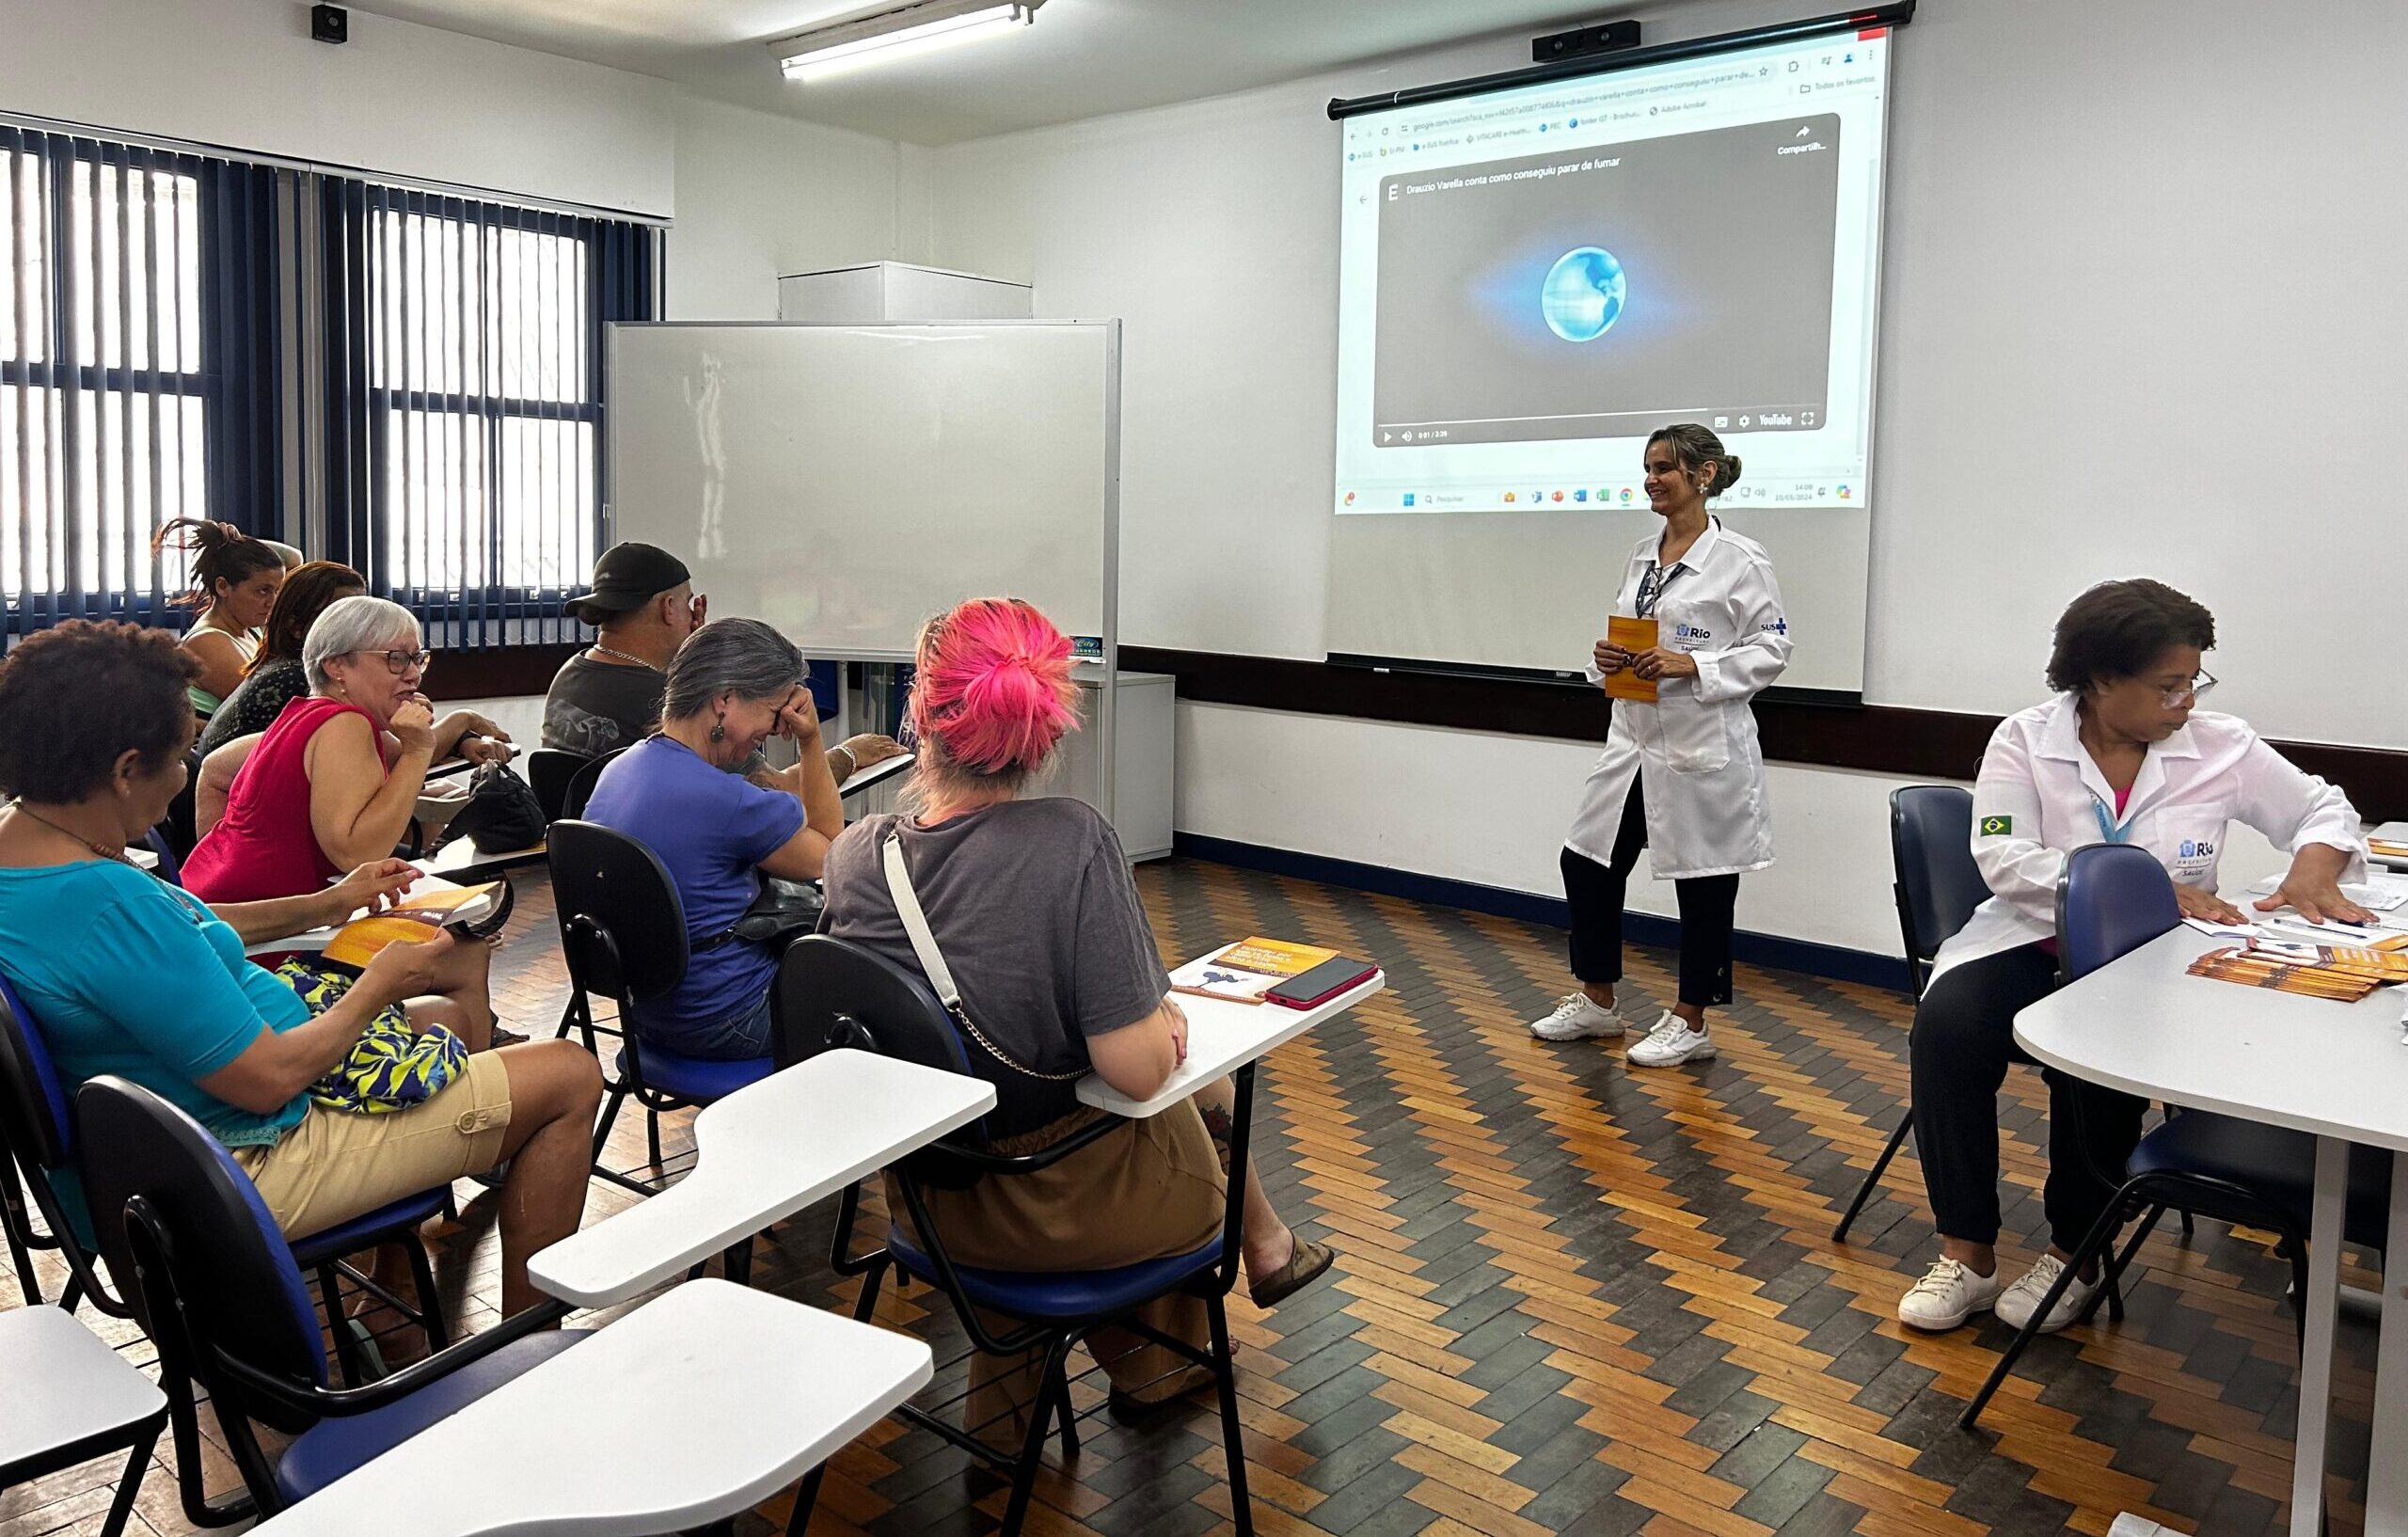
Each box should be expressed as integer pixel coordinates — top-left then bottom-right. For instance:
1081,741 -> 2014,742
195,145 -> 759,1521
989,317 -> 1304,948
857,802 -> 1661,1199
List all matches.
582,618 -> 855,1061
0,621 -> 602,1319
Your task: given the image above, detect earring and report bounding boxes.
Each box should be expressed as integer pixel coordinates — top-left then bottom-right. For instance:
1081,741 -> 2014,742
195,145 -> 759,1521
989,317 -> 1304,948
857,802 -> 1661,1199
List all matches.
709,718 -> 726,743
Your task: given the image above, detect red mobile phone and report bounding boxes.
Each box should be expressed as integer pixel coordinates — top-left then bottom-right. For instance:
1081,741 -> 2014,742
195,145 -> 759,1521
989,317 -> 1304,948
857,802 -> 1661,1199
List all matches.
1263,956 -> 1378,1009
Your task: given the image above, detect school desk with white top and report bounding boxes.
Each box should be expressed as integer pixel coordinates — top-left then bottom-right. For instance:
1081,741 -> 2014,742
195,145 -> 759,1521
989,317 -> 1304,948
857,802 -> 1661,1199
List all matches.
2015,927 -> 2408,1537
244,1278 -> 929,1536
1073,970 -> 1386,1118
528,1049 -> 994,1309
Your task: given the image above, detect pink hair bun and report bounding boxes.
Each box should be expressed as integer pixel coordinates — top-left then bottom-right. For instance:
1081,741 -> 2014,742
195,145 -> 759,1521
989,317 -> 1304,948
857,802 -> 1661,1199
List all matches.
911,597 -> 1079,775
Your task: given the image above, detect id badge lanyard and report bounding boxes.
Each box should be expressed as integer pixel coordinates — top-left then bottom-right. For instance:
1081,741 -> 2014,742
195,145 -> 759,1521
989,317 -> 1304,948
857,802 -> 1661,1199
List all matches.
2090,794 -> 2132,845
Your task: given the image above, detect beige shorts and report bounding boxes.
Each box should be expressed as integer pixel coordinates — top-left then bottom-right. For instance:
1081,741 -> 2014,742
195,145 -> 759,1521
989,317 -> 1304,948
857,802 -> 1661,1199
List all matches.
231,1051 -> 514,1242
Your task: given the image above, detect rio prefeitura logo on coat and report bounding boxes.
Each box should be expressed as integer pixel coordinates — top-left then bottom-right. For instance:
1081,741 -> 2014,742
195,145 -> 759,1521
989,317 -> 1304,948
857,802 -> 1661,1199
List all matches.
1980,816 -> 2013,837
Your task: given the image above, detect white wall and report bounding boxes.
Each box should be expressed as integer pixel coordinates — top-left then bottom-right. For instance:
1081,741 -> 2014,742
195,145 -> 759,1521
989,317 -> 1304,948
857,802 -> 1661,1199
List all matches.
0,0 -> 677,217
667,95 -> 903,321
904,0 -> 2400,958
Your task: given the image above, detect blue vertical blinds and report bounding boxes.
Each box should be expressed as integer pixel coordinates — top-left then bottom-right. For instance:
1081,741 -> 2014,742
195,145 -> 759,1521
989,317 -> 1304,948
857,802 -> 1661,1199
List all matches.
320,178 -> 657,649
0,127 -> 281,632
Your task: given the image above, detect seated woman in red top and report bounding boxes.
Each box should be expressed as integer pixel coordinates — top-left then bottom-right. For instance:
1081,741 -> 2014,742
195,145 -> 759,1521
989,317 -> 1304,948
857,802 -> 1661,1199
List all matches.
183,596 -> 509,1043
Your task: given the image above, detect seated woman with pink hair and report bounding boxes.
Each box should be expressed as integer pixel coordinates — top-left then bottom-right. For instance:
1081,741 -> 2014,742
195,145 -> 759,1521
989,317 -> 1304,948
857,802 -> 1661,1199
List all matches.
816,596 -> 1333,1447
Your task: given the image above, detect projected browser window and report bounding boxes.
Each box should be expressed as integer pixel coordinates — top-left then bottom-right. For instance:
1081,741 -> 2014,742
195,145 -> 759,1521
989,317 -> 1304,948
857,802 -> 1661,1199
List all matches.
1334,29 -> 1892,515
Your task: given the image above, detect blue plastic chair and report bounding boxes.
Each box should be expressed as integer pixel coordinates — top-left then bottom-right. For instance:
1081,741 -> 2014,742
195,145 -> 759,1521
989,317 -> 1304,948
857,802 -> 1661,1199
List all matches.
1959,844 -> 2392,1429
0,974 -> 450,1371
778,934 -> 1264,1537
547,819 -> 775,1212
75,1076 -> 585,1522
1832,786 -> 1988,1243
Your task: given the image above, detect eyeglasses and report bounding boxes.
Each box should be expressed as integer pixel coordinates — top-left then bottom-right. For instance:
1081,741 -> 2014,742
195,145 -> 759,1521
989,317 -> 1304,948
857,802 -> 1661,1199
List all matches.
2158,668 -> 2216,707
350,647 -> 433,675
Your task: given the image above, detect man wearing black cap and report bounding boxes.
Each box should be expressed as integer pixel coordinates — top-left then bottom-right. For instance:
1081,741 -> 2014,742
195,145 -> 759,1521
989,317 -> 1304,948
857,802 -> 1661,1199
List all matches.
543,542 -> 703,755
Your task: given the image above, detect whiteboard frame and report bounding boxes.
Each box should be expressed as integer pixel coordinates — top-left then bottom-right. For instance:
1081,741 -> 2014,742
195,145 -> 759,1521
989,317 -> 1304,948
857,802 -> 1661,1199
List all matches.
601,319 -> 1124,821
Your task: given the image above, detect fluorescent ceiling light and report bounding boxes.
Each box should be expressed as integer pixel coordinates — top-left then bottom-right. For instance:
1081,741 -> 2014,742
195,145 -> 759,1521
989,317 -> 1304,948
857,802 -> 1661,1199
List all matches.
771,0 -> 1043,82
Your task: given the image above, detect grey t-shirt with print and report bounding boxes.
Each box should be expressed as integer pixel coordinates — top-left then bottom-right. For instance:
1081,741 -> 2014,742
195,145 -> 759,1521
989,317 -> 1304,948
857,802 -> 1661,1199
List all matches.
817,797 -> 1168,1137
542,651 -> 666,756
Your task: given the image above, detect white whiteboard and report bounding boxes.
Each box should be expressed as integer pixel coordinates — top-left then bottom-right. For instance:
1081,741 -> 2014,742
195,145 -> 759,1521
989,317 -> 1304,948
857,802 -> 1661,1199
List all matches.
606,322 -> 1118,660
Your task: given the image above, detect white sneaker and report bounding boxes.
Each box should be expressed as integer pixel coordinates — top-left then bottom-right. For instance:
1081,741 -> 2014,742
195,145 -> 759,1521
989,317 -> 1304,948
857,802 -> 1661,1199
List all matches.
1993,1253 -> 2099,1335
1528,992 -> 1627,1041
1896,1257 -> 2002,1332
1624,1011 -> 1716,1067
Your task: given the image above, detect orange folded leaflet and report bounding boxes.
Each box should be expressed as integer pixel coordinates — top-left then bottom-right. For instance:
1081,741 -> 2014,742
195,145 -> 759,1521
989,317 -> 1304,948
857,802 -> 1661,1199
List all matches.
317,882 -> 501,971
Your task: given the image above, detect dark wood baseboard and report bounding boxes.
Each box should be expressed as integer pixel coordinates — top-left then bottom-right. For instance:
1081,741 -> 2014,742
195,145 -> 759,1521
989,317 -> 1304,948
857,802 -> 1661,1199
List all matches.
1120,645 -> 2408,823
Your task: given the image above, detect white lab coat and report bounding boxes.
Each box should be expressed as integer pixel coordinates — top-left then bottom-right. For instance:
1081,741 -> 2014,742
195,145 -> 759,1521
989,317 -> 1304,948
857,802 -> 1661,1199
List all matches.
1929,694 -> 2367,981
1564,518 -> 1792,879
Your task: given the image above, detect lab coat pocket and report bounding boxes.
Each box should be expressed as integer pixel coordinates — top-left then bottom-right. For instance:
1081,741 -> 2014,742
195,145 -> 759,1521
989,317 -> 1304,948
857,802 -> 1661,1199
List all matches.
1660,694 -> 1732,774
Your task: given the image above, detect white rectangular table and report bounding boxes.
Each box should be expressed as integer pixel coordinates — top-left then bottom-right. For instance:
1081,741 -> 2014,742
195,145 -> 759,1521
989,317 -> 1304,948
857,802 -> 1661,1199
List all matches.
2015,928 -> 2408,1537
2373,820 -> 2408,873
530,1049 -> 995,1309
246,1278 -> 931,1536
1076,971 -> 1385,1118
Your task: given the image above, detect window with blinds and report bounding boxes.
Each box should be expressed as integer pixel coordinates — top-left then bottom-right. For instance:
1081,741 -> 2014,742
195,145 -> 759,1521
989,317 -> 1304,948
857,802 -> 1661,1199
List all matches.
323,181 -> 657,647
1,133 -> 277,628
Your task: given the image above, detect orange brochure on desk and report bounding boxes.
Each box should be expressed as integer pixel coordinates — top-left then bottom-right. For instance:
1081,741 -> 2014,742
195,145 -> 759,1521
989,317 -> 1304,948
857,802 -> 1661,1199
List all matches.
1604,616 -> 1659,703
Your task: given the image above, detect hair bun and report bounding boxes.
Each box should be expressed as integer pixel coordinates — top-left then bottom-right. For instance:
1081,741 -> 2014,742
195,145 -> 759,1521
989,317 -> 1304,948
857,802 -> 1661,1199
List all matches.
1717,454 -> 1743,494
910,598 -> 1080,779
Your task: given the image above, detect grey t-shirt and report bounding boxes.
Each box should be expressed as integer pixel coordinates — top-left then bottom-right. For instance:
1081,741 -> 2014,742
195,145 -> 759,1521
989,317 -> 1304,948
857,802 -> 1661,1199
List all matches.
542,651 -> 666,756
817,797 -> 1167,1137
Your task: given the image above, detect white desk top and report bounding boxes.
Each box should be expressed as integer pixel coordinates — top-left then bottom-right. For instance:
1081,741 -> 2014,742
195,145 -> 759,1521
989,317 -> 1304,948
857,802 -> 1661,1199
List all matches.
2374,820 -> 2408,872
529,1050 -> 995,1309
0,1307 -> 166,1466
417,837 -> 548,879
248,1279 -> 931,1537
1074,972 -> 1385,1118
2015,927 -> 2408,1152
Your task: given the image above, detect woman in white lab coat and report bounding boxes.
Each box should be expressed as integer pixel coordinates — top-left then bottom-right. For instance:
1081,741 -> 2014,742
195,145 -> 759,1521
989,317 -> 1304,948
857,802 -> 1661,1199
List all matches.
1896,578 -> 2371,1338
1528,423 -> 1792,1069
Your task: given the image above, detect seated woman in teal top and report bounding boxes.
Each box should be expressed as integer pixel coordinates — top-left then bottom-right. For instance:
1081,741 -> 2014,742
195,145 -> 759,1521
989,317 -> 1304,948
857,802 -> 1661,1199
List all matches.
0,621 -> 604,1319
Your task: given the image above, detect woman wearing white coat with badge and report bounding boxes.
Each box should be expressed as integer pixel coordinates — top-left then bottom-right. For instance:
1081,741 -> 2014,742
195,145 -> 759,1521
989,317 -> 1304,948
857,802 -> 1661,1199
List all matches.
1529,423 -> 1792,1069
1896,578 -> 2371,1338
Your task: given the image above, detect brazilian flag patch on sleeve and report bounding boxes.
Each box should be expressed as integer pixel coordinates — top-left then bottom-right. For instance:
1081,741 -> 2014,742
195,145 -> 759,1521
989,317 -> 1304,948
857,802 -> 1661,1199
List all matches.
1979,815 -> 2013,837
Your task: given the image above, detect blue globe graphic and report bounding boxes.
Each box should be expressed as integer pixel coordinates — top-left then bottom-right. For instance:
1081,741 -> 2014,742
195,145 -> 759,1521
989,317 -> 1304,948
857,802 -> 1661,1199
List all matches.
1541,246 -> 1625,341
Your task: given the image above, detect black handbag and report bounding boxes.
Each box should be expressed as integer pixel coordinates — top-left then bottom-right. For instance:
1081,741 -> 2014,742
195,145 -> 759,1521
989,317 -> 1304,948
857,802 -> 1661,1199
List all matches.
438,761 -> 547,854
694,877 -> 824,954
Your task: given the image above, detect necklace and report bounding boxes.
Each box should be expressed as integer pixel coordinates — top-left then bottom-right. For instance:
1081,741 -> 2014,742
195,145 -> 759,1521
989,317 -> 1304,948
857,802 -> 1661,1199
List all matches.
589,644 -> 661,671
4,800 -> 129,863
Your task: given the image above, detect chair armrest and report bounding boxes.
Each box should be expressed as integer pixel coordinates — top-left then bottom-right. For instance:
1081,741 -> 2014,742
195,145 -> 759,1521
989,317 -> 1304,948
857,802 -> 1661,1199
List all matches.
213,1298 -> 572,1419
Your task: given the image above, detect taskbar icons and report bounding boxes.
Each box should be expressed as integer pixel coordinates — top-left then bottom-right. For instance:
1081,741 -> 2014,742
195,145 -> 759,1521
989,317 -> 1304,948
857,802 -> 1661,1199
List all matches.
1341,480 -> 1861,512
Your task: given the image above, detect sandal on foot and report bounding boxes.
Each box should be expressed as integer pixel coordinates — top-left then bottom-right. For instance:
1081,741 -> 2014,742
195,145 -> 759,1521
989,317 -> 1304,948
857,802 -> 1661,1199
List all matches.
1248,1236 -> 1334,1309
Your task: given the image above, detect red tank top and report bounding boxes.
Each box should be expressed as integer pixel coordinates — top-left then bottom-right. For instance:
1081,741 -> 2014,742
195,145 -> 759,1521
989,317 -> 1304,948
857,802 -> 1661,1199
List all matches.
182,696 -> 389,903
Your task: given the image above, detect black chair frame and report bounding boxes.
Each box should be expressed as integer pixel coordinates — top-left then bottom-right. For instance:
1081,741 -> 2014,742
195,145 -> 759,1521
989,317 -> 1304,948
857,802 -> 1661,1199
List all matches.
119,1189 -> 568,1520
561,914 -> 714,1199
1,1126 -> 55,1306
793,999 -> 1265,1537
1957,847 -> 2306,1431
0,994 -> 449,1525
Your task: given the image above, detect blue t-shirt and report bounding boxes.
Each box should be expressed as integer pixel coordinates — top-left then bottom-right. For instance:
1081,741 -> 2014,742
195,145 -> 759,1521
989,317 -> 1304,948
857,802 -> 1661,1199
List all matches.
0,860 -> 310,1152
583,736 -> 807,1048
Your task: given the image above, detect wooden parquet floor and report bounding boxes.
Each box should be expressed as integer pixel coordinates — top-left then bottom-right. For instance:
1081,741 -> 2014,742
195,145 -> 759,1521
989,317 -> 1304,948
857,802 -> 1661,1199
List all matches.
1,857 -> 2385,1537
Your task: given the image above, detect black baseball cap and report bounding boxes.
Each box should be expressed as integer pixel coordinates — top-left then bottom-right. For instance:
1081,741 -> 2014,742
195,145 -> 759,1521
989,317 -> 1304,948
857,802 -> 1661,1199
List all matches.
570,543 -> 690,625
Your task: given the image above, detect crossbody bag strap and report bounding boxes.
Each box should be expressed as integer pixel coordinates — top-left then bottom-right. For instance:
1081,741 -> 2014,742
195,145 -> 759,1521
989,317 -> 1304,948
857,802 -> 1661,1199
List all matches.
882,832 -> 965,1010
881,830 -> 1086,1083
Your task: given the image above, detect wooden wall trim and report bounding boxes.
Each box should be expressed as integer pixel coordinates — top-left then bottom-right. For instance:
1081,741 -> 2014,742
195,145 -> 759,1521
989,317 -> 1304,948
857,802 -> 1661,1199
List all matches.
1120,645 -> 2408,823
422,643 -> 579,703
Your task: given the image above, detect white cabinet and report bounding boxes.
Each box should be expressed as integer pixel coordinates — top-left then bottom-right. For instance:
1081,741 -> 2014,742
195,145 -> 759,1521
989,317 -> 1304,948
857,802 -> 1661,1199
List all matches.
1042,670 -> 1175,863
777,262 -> 1033,323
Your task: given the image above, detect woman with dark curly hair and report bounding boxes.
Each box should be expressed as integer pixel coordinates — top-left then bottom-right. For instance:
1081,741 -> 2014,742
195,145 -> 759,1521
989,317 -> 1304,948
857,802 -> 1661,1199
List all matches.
197,560 -> 367,757
1895,578 -> 2370,1339
153,517 -> 285,721
0,621 -> 600,1318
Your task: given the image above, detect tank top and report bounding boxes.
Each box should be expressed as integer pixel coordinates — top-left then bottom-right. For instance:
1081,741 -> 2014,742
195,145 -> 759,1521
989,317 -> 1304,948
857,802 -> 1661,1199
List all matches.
182,696 -> 389,903
184,624 -> 261,719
